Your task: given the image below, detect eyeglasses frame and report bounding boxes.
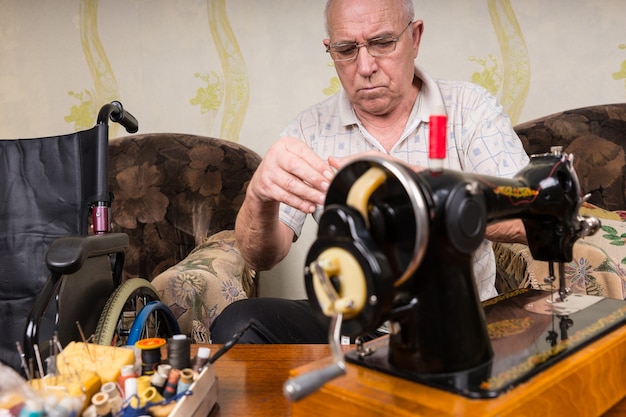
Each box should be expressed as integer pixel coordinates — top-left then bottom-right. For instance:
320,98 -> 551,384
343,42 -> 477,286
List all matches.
325,21 -> 414,62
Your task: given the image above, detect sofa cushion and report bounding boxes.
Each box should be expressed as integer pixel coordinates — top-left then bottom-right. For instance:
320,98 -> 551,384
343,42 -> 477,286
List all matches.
151,230 -> 255,343
494,203 -> 626,299
514,103 -> 626,212
108,134 -> 262,281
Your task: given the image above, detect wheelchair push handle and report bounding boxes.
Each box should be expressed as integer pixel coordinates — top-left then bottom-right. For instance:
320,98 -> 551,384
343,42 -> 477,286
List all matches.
97,101 -> 138,133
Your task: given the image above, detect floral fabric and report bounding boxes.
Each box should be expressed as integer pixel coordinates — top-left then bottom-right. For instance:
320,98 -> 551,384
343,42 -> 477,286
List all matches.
108,134 -> 262,341
151,230 -> 255,343
108,133 -> 262,281
504,204 -> 626,299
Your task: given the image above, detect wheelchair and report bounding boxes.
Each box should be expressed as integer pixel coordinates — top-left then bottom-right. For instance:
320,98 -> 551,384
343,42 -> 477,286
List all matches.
0,102 -> 179,376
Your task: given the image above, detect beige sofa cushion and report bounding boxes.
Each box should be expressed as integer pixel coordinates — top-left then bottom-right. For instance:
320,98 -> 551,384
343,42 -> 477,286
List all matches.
151,230 -> 255,343
494,203 -> 626,299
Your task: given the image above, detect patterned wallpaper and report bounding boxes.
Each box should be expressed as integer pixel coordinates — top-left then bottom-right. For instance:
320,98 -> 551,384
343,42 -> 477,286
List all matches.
65,0 -> 249,141
1,0 -> 623,145
615,43 -> 626,88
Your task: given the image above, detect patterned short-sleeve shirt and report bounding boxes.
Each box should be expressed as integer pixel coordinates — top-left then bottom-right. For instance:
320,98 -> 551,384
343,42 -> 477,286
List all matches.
278,65 -> 529,300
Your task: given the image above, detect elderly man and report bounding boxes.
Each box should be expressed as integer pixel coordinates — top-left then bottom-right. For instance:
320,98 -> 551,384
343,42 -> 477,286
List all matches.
210,0 -> 529,344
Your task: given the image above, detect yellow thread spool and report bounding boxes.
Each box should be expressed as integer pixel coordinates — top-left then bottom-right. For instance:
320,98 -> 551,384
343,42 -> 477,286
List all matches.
136,375 -> 152,395
139,386 -> 164,407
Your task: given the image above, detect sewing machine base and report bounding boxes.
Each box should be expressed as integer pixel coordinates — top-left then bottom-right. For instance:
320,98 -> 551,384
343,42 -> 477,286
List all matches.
291,289 -> 626,417
345,289 -> 626,399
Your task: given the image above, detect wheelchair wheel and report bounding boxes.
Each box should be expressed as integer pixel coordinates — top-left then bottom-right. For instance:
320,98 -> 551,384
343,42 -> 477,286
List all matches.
125,300 -> 180,346
94,278 -> 179,346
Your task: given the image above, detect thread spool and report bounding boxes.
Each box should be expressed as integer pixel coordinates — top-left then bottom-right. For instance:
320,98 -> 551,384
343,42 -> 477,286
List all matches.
91,392 -> 112,417
428,108 -> 447,172
150,363 -> 172,393
135,338 -> 166,375
167,334 -> 191,370
192,346 -> 211,376
44,396 -> 76,417
139,386 -> 164,407
162,368 -> 181,399
177,368 -> 194,394
117,364 -> 138,397
17,400 -> 44,417
124,376 -> 138,401
101,381 -> 120,398
136,375 -> 152,396
101,381 -> 123,415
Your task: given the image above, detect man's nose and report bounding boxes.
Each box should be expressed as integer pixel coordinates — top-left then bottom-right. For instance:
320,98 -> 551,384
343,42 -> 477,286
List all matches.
355,46 -> 377,75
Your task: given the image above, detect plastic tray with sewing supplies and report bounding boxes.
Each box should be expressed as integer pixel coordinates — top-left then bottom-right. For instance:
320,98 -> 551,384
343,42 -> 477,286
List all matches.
0,337 -> 216,417
1,321 -> 256,417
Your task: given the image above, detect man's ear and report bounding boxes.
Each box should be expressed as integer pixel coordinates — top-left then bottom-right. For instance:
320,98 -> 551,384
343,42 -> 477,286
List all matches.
411,20 -> 425,57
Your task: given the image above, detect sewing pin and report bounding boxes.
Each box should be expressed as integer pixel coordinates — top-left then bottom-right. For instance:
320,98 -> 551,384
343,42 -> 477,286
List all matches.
47,335 -> 58,376
33,343 -> 45,378
15,341 -> 31,381
76,321 -> 95,361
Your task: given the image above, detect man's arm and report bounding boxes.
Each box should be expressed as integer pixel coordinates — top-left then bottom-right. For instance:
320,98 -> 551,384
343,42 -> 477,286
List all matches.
235,195 -> 294,271
486,219 -> 527,245
235,136 -> 333,271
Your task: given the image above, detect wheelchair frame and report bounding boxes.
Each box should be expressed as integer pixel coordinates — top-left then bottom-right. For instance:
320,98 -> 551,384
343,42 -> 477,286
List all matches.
18,102 -> 179,376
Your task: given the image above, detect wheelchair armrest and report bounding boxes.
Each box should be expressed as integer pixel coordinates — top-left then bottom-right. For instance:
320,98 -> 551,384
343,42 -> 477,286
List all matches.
46,233 -> 129,275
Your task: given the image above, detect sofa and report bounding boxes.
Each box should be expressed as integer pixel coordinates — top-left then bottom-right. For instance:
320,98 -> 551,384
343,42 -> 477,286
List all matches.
108,133 -> 262,342
494,103 -> 626,298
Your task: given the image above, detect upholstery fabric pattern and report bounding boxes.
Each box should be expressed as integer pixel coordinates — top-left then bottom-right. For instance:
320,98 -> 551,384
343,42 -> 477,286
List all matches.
108,133 -> 262,281
107,133 -> 261,342
151,230 -> 255,343
515,103 -> 626,211
495,204 -> 626,299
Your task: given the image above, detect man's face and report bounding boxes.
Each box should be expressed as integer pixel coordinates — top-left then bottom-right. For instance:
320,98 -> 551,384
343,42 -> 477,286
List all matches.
324,0 -> 423,117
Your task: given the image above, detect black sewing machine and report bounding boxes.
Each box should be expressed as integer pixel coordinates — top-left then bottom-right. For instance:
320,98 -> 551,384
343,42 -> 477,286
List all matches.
284,148 -> 626,401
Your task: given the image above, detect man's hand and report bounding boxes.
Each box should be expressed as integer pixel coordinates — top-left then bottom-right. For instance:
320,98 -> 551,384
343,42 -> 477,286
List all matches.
248,136 -> 334,214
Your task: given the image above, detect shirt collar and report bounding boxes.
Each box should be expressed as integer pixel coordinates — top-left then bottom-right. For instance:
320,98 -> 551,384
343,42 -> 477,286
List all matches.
414,64 -> 446,121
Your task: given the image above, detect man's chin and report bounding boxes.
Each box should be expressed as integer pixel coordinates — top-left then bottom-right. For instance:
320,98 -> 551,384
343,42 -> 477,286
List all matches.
353,90 -> 393,112
355,101 -> 393,117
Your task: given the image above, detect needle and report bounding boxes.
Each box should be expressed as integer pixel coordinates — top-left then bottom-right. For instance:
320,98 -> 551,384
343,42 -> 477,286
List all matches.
15,342 -> 31,381
76,321 -> 95,361
33,344 -> 44,378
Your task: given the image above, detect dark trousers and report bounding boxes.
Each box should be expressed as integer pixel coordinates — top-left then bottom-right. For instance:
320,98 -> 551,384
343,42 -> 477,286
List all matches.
210,298 -> 331,344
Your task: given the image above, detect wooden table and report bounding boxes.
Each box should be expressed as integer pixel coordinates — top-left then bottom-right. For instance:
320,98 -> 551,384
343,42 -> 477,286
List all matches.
192,341 -> 626,417
202,344 -> 333,416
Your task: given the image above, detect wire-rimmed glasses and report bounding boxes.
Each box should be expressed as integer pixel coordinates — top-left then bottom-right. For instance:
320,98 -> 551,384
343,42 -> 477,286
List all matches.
326,21 -> 413,62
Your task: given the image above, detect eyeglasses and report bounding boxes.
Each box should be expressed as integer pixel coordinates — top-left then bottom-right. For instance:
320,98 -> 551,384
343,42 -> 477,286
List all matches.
326,21 -> 413,62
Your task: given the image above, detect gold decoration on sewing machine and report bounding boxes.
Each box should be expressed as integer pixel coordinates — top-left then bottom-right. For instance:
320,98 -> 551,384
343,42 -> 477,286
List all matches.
487,317 -> 533,339
493,185 -> 538,199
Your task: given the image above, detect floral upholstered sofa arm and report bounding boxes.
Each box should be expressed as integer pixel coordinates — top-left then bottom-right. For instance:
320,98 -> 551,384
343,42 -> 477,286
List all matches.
494,204 -> 626,299
151,230 -> 255,343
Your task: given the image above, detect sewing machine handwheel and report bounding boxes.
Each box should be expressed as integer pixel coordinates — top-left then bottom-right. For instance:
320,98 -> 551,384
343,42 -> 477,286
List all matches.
305,205 -> 395,337
305,156 -> 430,336
324,156 -> 429,286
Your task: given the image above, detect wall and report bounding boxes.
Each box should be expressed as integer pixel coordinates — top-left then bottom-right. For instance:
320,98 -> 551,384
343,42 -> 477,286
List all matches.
1,0 -> 625,299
